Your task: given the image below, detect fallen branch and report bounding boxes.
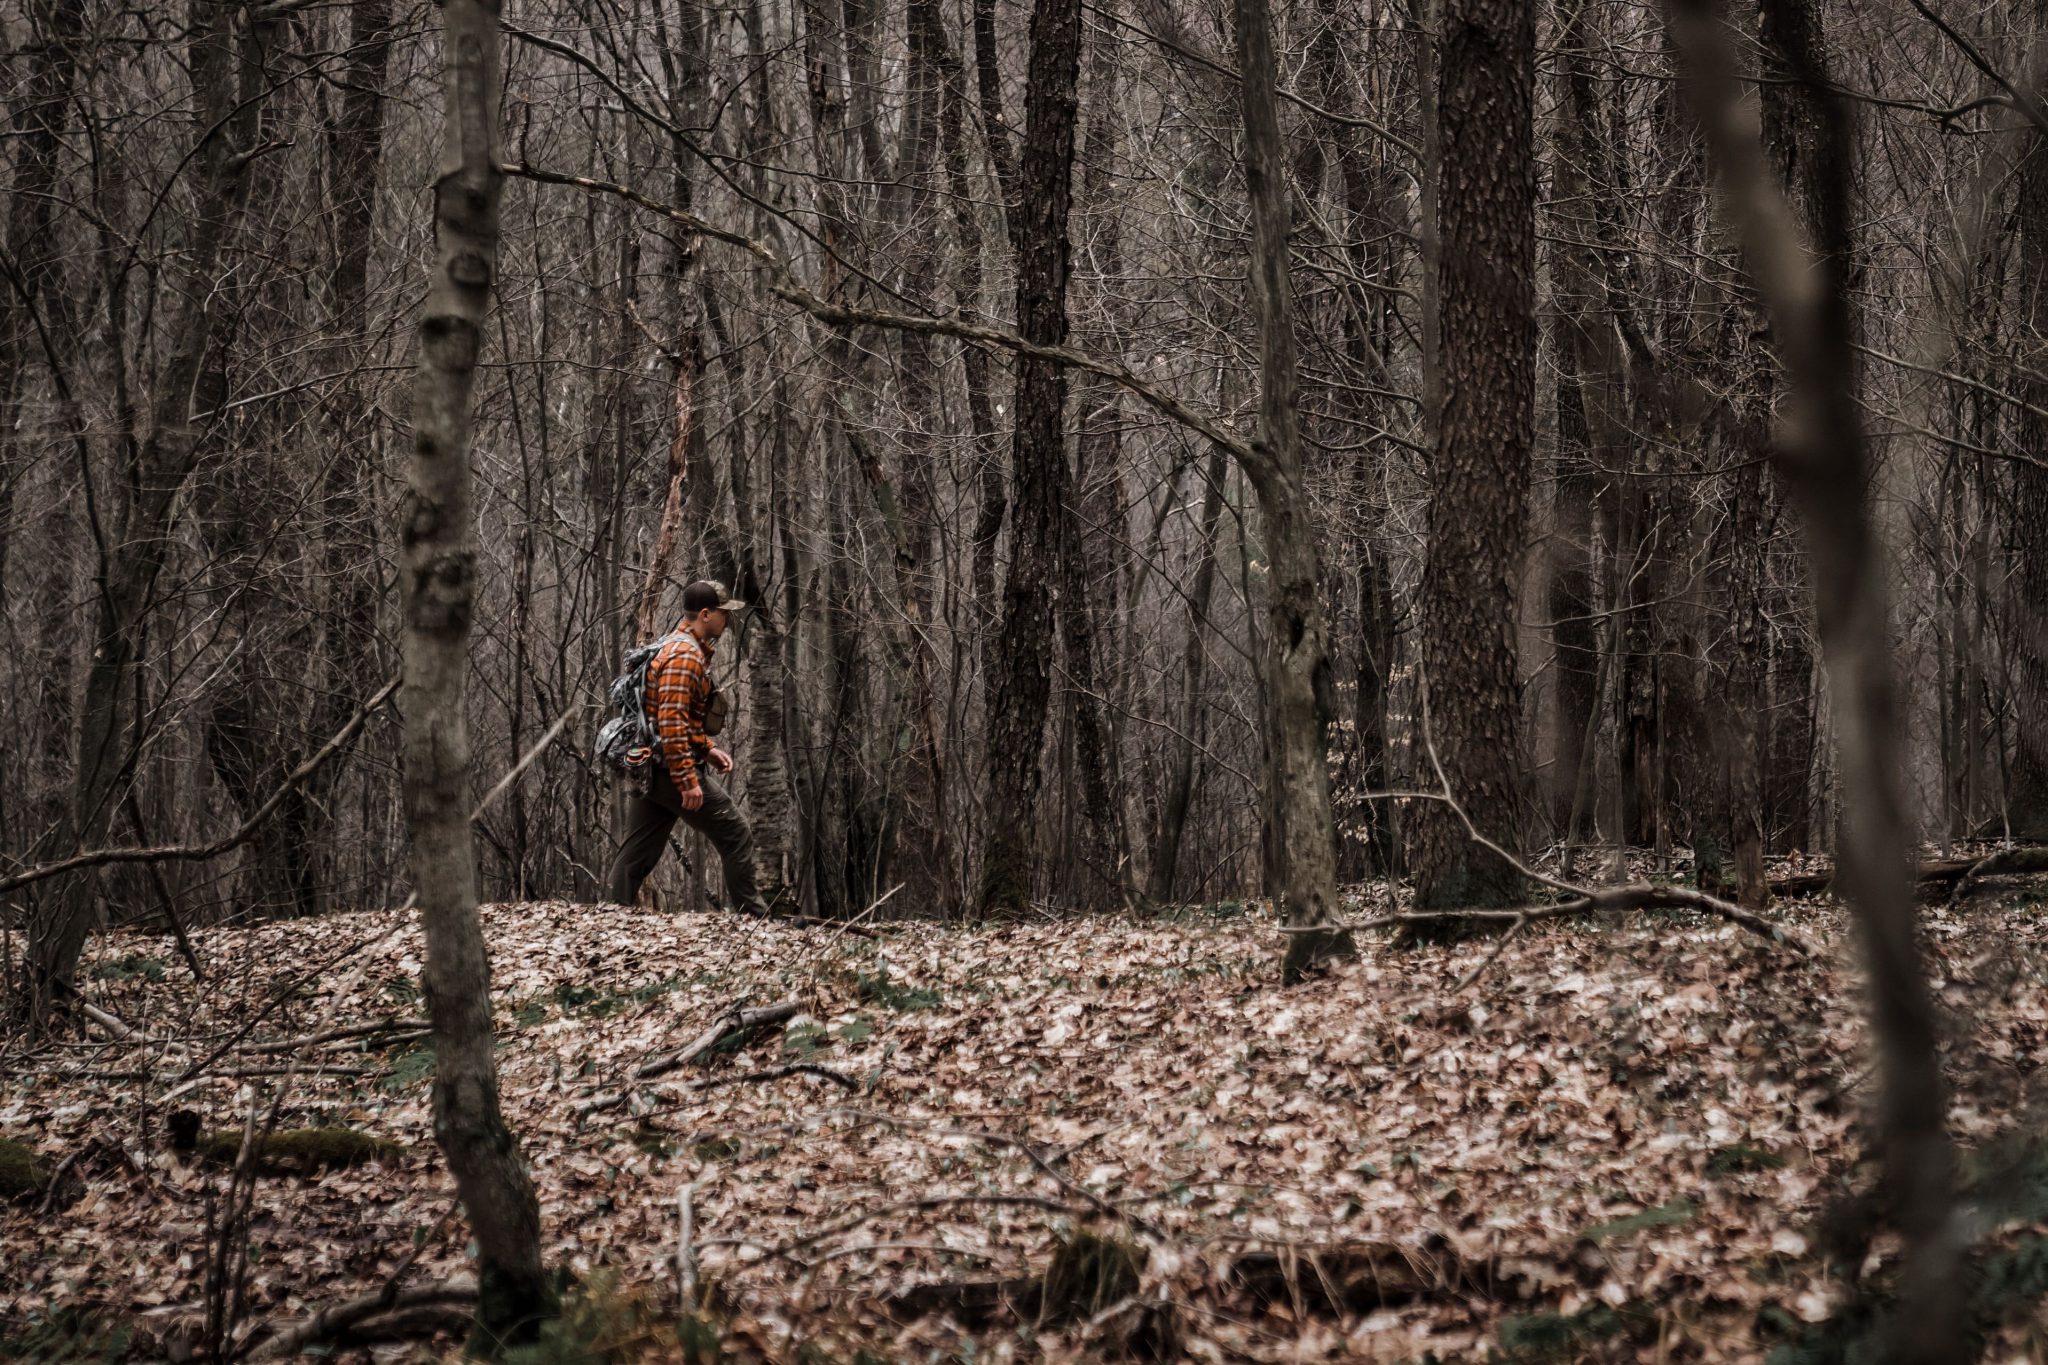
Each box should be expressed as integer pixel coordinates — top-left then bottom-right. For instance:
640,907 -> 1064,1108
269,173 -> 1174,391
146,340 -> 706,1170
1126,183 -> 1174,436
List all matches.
638,1002 -> 801,1081
1344,734 -> 1819,956
1949,845 -> 2048,906
247,1278 -> 478,1360
1298,883 -> 1816,956
575,1001 -> 804,1115
688,1063 -> 856,1092
840,1107 -> 1163,1237
704,1193 -> 1081,1264
1768,847 -> 2048,900
234,1020 -> 430,1056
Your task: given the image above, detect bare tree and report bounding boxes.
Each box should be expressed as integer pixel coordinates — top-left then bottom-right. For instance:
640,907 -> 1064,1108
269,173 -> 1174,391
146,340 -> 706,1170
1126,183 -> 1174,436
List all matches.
979,0 -> 1084,914
403,0 -> 551,1342
1233,0 -> 1350,979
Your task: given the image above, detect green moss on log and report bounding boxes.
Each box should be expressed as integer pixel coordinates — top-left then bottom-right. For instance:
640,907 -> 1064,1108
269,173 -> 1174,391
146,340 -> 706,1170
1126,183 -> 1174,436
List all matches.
0,1137 -> 48,1200
194,1126 -> 403,1172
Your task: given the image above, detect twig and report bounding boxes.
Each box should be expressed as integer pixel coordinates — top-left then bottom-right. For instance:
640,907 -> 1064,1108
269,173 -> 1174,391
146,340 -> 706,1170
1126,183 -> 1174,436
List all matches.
36,1143 -> 89,1215
576,1001 -> 804,1115
166,913 -> 414,1089
1451,913 -> 1528,991
235,1019 -> 430,1055
637,1002 -> 801,1081
839,1107 -> 1163,1237
1287,885 -> 1816,956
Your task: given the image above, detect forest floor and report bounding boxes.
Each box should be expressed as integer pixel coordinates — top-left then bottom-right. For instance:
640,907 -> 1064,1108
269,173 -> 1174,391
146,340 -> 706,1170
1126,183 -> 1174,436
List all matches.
6,864 -> 2048,1363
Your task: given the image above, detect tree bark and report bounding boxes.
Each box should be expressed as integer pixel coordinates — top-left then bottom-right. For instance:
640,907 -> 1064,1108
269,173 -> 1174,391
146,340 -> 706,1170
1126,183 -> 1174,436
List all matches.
978,0 -> 1083,914
2006,17 -> 2048,837
1406,0 -> 1536,915
403,0 -> 551,1343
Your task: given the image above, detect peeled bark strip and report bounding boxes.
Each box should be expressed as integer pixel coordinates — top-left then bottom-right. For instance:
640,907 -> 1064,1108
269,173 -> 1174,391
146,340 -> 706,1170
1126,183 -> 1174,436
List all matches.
403,0 -> 552,1344
1406,0 -> 1536,915
1670,0 -> 1960,1354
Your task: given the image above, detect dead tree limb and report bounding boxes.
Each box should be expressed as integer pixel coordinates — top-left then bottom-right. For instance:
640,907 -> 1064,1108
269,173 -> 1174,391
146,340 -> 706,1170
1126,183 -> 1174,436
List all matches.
638,1002 -> 801,1081
248,1279 -> 478,1361
688,1063 -> 856,1092
575,1002 -> 804,1115
1304,884 -> 1817,956
1334,787 -> 1820,955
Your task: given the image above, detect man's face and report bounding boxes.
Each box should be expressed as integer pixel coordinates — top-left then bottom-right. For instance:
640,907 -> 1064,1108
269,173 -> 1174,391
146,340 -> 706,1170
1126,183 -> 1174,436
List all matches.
698,607 -> 729,641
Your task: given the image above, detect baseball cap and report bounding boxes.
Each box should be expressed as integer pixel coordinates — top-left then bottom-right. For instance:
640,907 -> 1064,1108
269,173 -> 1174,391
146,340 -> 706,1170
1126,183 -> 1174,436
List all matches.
681,579 -> 747,614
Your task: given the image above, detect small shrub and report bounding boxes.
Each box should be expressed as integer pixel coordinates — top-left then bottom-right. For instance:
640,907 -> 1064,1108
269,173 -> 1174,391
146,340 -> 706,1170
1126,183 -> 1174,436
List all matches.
383,1041 -> 435,1092
856,968 -> 940,1011
1580,1197 -> 1695,1243
1710,1142 -> 1787,1177
91,954 -> 165,983
0,1306 -> 131,1363
1039,1231 -> 1144,1324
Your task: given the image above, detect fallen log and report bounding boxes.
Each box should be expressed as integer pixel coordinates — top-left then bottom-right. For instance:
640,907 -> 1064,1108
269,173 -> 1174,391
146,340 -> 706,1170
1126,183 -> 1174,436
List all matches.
1768,847 -> 2048,900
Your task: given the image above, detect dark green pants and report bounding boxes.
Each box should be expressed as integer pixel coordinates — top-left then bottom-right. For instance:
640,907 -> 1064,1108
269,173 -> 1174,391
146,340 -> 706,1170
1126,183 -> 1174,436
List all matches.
606,765 -> 767,916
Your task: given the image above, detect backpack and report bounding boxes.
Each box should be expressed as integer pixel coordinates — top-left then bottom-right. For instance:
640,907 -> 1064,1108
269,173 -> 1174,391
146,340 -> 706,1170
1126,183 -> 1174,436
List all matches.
594,633 -> 729,784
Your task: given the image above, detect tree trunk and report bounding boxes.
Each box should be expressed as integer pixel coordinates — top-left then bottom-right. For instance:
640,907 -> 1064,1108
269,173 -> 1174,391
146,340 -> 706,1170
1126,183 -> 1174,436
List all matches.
403,0 -> 552,1341
1232,0 -> 1351,980
1675,1 -> 1960,1352
2006,26 -> 2048,836
1407,0 -> 1536,915
1150,448 -> 1230,902
978,0 -> 1082,914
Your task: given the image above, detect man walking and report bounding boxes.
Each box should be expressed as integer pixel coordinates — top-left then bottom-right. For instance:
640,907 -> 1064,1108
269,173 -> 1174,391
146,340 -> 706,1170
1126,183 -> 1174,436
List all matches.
606,579 -> 771,917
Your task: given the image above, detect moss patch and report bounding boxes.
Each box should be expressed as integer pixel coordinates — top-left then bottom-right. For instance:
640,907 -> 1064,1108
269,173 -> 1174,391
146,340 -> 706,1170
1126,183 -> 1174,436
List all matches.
0,1136 -> 49,1200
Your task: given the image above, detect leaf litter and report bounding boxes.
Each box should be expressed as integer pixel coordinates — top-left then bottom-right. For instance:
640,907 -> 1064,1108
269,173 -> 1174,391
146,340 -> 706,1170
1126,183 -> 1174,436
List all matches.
5,878 -> 2048,1361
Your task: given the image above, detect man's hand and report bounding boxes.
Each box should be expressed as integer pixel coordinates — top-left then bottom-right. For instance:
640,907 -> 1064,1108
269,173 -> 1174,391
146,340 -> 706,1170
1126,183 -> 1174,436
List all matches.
709,746 -> 734,775
680,779 -> 705,811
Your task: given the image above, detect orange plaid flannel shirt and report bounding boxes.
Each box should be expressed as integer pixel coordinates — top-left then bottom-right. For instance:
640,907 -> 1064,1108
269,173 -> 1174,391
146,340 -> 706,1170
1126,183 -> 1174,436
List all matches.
645,631 -> 712,788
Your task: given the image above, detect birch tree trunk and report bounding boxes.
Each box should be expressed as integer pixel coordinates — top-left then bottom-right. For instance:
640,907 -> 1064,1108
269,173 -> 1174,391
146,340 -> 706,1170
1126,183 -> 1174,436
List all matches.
404,0 -> 552,1343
